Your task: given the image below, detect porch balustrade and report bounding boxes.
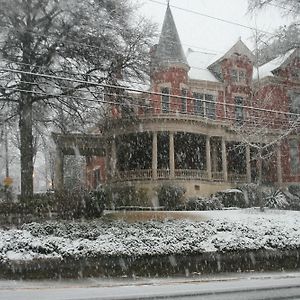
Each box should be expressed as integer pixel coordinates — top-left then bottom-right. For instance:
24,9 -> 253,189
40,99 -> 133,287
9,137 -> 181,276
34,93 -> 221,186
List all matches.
227,173 -> 248,182
212,171 -> 224,181
175,169 -> 208,179
157,169 -> 170,179
114,168 -> 248,183
116,169 -> 152,181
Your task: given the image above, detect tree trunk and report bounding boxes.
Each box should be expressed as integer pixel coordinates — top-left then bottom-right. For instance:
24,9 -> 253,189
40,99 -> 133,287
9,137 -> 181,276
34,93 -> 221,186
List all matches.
19,92 -> 34,200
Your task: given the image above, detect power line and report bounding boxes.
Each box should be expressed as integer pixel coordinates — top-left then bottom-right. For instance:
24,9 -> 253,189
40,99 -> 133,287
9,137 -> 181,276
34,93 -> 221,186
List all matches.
2,57 -> 296,114
3,76 -> 295,114
148,0 -> 274,36
1,66 -> 300,118
3,85 -> 300,129
0,58 -> 151,88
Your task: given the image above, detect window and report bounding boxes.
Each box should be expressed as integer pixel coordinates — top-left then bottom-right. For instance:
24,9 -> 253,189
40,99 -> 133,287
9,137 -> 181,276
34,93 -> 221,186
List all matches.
289,139 -> 300,175
235,96 -> 244,124
206,94 -> 216,119
193,93 -> 204,116
181,89 -> 187,113
231,69 -> 246,83
289,91 -> 300,120
193,93 -> 216,119
161,87 -> 170,113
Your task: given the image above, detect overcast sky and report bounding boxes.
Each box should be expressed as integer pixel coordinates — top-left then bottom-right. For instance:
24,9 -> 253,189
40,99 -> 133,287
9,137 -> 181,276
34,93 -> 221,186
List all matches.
134,0 -> 293,54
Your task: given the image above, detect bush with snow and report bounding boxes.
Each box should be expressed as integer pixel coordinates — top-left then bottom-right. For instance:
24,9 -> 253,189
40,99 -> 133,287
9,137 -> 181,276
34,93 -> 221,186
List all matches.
265,190 -> 289,209
0,209 -> 300,262
186,197 -> 223,211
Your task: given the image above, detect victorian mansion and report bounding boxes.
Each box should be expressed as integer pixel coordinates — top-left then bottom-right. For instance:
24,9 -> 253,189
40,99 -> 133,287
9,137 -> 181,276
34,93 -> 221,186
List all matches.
53,4 -> 300,203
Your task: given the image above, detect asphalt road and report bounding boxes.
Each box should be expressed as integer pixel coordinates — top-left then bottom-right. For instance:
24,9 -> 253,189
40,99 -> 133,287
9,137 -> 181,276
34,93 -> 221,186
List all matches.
1,272 -> 300,300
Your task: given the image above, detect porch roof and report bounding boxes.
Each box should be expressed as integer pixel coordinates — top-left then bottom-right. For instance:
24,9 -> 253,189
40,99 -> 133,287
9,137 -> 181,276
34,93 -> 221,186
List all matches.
52,133 -> 106,156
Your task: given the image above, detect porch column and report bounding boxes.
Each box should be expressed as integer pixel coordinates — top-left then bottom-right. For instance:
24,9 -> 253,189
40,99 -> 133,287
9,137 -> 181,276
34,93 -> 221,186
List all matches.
206,136 -> 212,180
246,145 -> 251,183
110,138 -> 117,178
152,132 -> 158,179
169,132 -> 175,178
277,144 -> 283,186
54,147 -> 64,191
222,138 -> 228,181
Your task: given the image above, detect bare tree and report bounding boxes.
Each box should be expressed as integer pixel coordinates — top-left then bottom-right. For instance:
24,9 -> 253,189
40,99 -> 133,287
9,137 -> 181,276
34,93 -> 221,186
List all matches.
248,0 -> 300,64
0,0 -> 156,199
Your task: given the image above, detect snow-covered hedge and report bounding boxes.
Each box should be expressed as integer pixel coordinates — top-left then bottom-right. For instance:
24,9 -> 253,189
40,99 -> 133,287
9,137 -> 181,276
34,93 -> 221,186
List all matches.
0,209 -> 300,262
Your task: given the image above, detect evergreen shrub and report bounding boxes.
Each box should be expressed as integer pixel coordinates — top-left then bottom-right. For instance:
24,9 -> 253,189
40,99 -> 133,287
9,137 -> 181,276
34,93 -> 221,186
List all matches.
157,184 -> 186,210
186,197 -> 223,211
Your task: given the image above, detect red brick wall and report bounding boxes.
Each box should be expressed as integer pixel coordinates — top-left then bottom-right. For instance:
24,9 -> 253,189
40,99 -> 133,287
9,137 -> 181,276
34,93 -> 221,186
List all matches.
150,67 -> 189,114
86,156 -> 106,190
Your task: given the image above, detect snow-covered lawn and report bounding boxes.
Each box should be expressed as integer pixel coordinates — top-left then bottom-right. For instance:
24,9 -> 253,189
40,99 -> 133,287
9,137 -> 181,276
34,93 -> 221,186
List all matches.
0,209 -> 300,262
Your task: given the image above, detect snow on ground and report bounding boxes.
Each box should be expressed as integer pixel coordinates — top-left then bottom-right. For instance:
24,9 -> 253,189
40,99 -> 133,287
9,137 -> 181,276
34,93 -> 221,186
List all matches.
0,209 -> 300,262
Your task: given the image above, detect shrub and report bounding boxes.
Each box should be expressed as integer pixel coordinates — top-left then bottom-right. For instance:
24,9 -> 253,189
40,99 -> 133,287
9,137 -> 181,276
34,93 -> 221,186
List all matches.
157,184 -> 186,210
215,189 -> 247,208
279,189 -> 300,211
186,197 -> 223,211
238,184 -> 261,207
265,190 -> 289,209
107,186 -> 138,209
288,185 -> 300,198
56,189 -> 104,219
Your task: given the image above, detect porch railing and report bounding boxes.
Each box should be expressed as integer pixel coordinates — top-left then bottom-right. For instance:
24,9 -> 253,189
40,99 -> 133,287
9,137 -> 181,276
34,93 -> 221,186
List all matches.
114,169 -> 248,183
175,169 -> 208,179
157,169 -> 170,179
117,169 -> 152,181
212,171 -> 224,181
228,173 -> 248,182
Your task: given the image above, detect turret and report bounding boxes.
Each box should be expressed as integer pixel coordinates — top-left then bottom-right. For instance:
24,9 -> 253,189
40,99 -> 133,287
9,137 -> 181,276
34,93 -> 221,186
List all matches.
150,3 -> 190,114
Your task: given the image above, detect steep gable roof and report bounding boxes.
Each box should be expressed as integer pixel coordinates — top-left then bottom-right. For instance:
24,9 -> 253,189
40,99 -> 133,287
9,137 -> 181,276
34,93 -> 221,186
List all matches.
153,4 -> 189,70
208,39 -> 255,69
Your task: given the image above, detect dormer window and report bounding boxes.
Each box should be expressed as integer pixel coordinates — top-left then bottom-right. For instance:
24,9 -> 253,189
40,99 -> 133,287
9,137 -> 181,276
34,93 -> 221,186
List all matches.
231,68 -> 246,83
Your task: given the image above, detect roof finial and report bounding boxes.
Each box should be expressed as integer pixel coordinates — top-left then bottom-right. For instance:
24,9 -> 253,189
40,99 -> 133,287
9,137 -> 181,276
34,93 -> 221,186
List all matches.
167,0 -> 170,6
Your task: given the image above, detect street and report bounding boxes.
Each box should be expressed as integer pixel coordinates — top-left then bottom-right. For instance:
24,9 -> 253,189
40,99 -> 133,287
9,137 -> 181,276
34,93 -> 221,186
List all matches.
1,272 -> 300,300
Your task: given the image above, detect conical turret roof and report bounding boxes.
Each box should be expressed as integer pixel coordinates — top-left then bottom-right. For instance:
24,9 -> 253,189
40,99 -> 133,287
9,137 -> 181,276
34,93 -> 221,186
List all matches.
153,4 -> 189,70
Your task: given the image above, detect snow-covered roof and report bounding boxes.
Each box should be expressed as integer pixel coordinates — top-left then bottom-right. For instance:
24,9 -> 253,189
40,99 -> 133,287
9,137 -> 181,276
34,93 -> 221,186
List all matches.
154,4 -> 189,70
186,49 -> 219,82
209,39 -> 255,69
253,48 -> 298,80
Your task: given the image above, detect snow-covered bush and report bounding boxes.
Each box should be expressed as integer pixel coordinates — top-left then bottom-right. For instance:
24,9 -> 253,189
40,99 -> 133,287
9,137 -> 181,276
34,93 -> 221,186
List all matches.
158,184 -> 186,210
277,189 -> 300,211
215,189 -> 247,208
288,185 -> 300,198
238,184 -> 261,207
265,190 -> 289,209
186,197 -> 223,211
